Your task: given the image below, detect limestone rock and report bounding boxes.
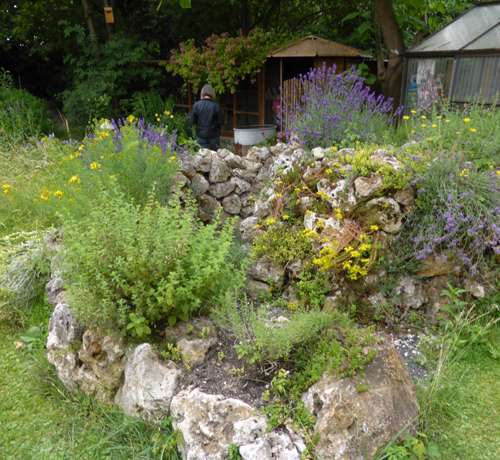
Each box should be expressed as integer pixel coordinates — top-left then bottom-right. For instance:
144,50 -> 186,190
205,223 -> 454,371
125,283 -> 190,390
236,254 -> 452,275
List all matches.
248,256 -> 285,287
317,179 -> 357,209
114,343 -> 182,419
217,148 -> 231,159
253,198 -> 273,219
231,177 -> 252,195
77,329 -> 125,401
393,187 -> 415,206
179,157 -> 197,178
239,217 -> 263,243
371,149 -> 400,170
246,279 -> 271,296
47,324 -> 125,404
199,194 -> 221,218
394,276 -> 426,309
424,276 -> 451,323
242,159 -> 263,173
190,173 -> 210,196
170,388 -> 254,460
209,158 -> 230,183
46,274 -> 66,306
232,416 -> 268,446
311,147 -> 326,160
48,301 -> 85,344
302,333 -> 419,460
221,193 -> 242,215
177,337 -> 217,365
193,155 -> 213,173
463,278 -> 486,298
417,253 -> 457,277
224,153 -> 246,169
208,181 -> 236,199
171,172 -> 191,189
366,197 -> 402,234
247,146 -> 270,162
354,175 -> 384,197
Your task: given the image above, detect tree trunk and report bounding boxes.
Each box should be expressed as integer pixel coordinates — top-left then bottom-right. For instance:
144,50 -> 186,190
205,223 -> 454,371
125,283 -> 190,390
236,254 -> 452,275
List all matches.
374,0 -> 406,108
81,0 -> 99,52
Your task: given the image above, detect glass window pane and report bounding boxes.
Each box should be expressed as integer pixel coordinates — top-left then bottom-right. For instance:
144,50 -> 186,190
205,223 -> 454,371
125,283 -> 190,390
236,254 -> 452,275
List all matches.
451,56 -> 500,103
402,58 -> 454,115
409,4 -> 500,53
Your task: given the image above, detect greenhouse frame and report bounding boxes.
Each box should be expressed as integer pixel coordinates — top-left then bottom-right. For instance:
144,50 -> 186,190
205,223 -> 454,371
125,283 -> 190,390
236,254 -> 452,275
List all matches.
401,1 -> 500,116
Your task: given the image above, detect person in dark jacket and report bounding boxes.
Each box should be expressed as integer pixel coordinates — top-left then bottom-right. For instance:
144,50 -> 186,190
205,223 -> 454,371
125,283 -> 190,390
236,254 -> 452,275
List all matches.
189,85 -> 225,150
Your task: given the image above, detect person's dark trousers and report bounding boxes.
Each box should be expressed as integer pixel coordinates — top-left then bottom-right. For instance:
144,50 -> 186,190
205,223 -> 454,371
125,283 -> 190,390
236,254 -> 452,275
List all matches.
197,136 -> 220,151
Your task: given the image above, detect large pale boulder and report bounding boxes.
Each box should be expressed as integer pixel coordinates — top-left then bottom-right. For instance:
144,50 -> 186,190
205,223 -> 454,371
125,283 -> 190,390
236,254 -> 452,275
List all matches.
210,158 -> 231,183
394,276 -> 426,309
47,301 -> 85,344
248,256 -> 285,287
170,388 -> 254,460
366,197 -> 402,234
317,179 -> 357,209
221,193 -> 242,215
47,323 -> 125,404
114,343 -> 182,419
302,333 -> 419,460
239,217 -> 263,243
190,173 -> 210,196
208,181 -> 236,199
354,175 -> 384,198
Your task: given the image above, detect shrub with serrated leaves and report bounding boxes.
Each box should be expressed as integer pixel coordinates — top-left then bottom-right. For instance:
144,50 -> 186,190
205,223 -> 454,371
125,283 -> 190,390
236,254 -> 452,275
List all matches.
61,183 -> 247,335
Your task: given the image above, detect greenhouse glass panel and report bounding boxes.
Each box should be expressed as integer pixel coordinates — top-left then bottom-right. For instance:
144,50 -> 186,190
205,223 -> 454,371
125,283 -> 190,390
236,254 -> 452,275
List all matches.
409,4 -> 500,53
451,56 -> 500,103
402,58 -> 454,115
463,23 -> 500,51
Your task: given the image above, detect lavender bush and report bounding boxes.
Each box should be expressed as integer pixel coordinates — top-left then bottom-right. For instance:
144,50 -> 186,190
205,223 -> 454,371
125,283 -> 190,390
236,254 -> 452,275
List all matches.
410,153 -> 500,274
281,65 -> 402,148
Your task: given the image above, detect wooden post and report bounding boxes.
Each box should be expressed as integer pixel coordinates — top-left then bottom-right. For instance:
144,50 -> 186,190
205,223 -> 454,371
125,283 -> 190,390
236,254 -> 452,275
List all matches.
258,66 -> 265,125
233,92 -> 238,128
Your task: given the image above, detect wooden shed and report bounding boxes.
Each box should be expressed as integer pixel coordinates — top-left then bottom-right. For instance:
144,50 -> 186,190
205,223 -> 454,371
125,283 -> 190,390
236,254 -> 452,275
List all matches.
175,36 -> 373,137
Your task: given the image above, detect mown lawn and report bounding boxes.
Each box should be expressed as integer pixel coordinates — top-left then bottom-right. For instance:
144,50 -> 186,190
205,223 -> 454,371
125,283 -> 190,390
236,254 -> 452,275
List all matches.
424,343 -> 500,460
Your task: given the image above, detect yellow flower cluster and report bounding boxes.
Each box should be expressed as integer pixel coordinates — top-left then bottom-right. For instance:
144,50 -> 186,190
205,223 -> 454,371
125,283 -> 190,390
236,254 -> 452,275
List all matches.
2,184 -> 11,195
302,228 -> 319,239
68,175 -> 81,184
334,208 -> 343,219
317,190 -> 329,200
266,218 -> 276,226
90,162 -> 101,170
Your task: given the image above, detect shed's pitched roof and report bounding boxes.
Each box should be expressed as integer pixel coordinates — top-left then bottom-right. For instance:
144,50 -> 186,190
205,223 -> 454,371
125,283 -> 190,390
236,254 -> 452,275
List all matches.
269,35 -> 372,59
407,1 -> 500,55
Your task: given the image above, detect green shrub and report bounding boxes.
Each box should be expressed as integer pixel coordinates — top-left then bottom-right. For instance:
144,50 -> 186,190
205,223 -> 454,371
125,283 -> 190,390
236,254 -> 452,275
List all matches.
0,86 -> 56,142
62,185 -> 247,335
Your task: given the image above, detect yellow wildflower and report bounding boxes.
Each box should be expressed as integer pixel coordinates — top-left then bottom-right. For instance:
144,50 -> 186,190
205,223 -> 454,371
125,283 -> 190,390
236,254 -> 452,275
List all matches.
90,162 -> 101,170
253,224 -> 260,229
411,110 -> 417,114
275,193 -> 282,198
421,124 -> 426,128
470,128 -> 477,133
331,146 -> 338,152
403,116 -> 410,120
294,188 -> 301,193
311,162 -> 315,167
306,210 -> 312,215
370,225 -> 379,231
432,124 -> 437,128
54,190 -> 63,199
421,115 -> 426,119
78,145 -> 85,151
463,118 -> 470,123
266,218 -> 276,226
170,115 -> 174,119
283,215 -> 289,220
69,175 -> 79,183
325,169 -> 333,174
437,115 -> 443,119
277,180 -> 283,185
303,186 -> 308,190
445,119 -> 450,123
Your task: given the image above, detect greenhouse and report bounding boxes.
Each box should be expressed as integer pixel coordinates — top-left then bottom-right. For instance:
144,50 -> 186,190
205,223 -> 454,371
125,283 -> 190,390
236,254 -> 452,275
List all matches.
402,1 -> 500,115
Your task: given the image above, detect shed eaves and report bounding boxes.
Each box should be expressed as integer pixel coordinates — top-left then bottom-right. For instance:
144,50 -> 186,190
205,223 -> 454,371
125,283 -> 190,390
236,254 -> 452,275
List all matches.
269,35 -> 372,59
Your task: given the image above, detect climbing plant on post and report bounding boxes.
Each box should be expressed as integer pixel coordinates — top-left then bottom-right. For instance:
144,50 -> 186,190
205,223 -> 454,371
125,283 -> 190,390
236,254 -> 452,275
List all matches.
165,29 -> 277,95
